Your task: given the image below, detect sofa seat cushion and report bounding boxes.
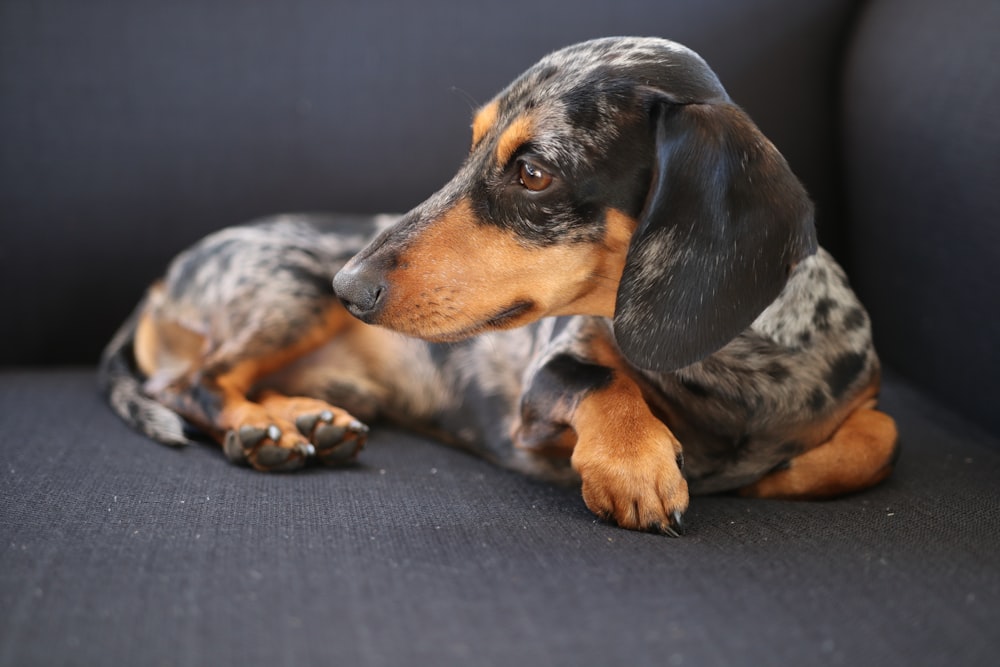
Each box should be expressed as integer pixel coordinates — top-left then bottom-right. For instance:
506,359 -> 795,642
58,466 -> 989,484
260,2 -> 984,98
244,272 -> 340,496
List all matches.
1,369 -> 998,666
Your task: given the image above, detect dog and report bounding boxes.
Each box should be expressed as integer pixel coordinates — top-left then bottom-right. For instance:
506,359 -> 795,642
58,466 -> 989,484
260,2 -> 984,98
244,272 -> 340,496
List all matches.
99,37 -> 899,535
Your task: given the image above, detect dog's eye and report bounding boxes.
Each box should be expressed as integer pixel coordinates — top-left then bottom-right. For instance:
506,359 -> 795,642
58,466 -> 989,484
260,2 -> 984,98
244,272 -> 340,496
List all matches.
518,161 -> 553,192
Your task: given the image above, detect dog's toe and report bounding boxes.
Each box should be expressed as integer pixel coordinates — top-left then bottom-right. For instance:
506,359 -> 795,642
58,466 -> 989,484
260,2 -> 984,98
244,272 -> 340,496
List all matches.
223,430 -> 248,464
254,443 -> 298,470
223,422 -> 311,472
316,420 -> 368,467
292,408 -> 369,466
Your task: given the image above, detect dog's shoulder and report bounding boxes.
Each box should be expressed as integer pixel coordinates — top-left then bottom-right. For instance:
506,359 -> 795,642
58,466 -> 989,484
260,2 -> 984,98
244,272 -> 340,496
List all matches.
750,247 -> 873,353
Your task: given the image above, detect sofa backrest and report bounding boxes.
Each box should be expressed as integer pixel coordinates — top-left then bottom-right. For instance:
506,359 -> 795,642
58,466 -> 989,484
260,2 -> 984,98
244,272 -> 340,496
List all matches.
842,0 -> 1000,435
1,0 -> 857,367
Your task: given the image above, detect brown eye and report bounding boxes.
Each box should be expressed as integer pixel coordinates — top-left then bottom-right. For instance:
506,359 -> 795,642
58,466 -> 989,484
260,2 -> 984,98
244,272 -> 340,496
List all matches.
518,161 -> 553,192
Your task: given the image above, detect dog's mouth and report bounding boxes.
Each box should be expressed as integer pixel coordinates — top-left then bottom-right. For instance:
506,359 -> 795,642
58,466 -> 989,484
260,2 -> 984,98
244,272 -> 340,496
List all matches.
423,300 -> 536,342
485,300 -> 534,328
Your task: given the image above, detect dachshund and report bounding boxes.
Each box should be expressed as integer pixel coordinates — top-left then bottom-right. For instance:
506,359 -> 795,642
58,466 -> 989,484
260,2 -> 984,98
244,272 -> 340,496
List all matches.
99,37 -> 899,535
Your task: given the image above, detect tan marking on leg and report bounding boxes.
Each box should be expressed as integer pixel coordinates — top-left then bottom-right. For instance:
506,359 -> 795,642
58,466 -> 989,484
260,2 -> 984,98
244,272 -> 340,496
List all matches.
134,284 -> 205,384
570,371 -> 689,533
256,392 -> 359,430
133,309 -> 162,378
739,405 -> 899,499
551,330 -> 688,533
212,304 -> 352,397
262,315 -> 449,427
144,303 -> 355,464
205,305 -> 361,471
495,114 -> 534,166
471,100 -> 499,148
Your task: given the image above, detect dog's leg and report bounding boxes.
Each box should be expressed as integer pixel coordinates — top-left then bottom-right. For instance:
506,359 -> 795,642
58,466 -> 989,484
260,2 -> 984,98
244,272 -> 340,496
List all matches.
515,323 -> 688,534
568,369 -> 688,535
139,300 -> 369,471
739,404 -> 898,499
207,335 -> 371,471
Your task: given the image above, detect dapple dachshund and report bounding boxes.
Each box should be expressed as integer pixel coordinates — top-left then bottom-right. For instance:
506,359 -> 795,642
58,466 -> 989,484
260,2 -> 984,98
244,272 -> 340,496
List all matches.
100,37 -> 899,535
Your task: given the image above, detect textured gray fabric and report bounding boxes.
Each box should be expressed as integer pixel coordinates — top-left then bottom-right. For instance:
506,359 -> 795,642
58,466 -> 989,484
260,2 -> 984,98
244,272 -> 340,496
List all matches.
0,0 -> 855,365
2,370 -> 999,667
843,0 -> 1000,435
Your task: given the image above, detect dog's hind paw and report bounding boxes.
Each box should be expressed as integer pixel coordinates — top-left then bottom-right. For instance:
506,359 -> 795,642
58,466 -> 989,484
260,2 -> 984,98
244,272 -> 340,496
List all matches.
220,394 -> 369,471
223,423 -> 313,471
295,410 -> 369,467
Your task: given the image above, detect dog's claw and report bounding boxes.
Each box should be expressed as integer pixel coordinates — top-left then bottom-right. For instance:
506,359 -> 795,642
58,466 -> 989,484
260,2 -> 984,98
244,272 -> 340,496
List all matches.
646,509 -> 685,537
660,524 -> 681,538
670,510 -> 685,536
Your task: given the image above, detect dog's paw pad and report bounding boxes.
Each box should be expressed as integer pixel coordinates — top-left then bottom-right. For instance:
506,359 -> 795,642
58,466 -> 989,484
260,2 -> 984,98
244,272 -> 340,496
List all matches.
291,408 -> 367,466
295,410 -> 334,436
224,423 -> 309,472
223,430 -> 249,464
316,420 -> 368,467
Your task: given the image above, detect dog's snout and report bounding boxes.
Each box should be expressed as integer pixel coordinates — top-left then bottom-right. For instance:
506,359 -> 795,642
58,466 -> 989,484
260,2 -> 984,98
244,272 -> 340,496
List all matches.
333,264 -> 387,322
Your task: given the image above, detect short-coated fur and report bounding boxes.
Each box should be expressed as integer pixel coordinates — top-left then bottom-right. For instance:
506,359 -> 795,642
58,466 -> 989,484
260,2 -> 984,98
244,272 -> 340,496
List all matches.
100,37 -> 898,534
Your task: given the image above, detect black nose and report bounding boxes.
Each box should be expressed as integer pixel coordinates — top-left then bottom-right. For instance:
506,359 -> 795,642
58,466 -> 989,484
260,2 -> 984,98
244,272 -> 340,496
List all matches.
333,264 -> 387,321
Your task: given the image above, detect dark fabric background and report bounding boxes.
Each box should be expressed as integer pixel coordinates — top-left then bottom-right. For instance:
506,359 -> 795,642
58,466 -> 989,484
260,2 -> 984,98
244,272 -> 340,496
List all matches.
0,0 -> 856,368
842,0 -> 1000,436
2,370 -> 999,667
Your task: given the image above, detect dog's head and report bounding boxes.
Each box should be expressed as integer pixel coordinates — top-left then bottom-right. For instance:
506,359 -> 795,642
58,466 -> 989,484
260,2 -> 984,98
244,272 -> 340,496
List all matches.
334,37 -> 816,371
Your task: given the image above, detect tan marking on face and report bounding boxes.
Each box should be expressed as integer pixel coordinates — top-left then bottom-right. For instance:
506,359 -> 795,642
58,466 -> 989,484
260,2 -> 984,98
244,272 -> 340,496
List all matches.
551,208 -> 637,318
494,115 -> 534,166
376,202 -> 638,341
471,100 -> 499,148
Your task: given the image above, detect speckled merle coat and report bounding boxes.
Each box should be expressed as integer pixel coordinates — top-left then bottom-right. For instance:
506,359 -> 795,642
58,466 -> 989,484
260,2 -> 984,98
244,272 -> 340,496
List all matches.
100,37 -> 898,535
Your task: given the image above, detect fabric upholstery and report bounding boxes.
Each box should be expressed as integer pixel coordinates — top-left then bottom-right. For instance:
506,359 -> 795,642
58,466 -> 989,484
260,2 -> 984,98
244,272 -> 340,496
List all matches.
1,0 -> 856,365
843,0 -> 1000,435
1,370 -> 998,667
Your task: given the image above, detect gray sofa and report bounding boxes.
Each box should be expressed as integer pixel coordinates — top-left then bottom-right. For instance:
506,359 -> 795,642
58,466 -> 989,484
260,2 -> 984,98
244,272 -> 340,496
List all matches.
2,0 -> 998,665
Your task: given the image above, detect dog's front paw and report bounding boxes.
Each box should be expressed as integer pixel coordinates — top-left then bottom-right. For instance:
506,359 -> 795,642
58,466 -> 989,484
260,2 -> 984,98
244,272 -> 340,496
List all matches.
572,423 -> 689,536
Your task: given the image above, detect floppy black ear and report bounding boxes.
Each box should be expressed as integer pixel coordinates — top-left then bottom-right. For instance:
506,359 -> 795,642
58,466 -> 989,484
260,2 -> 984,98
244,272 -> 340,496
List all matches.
613,101 -> 817,372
